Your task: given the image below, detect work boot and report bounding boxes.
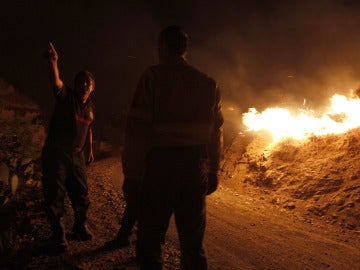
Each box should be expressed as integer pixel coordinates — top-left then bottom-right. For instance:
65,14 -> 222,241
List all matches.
70,210 -> 93,241
49,218 -> 68,254
101,229 -> 130,251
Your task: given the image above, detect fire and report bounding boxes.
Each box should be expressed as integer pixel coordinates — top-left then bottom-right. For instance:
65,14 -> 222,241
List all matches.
243,94 -> 360,143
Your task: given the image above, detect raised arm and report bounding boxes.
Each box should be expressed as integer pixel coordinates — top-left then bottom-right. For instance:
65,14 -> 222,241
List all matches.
44,42 -> 64,92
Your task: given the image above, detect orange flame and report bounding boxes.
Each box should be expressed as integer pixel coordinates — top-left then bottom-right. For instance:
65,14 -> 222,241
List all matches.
243,94 -> 360,143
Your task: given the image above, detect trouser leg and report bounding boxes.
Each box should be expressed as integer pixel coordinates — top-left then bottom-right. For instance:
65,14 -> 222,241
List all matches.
137,146 -> 208,269
120,177 -> 140,237
101,201 -> 136,250
137,168 -> 172,270
67,151 -> 89,214
48,217 -> 66,244
175,178 -> 207,270
118,202 -> 137,237
41,147 -> 69,251
137,215 -> 171,270
67,151 -> 92,240
42,148 -> 68,219
101,177 -> 140,251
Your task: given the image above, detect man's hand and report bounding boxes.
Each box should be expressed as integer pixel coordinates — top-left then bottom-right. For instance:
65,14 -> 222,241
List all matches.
206,172 -> 218,195
86,152 -> 94,165
44,42 -> 58,62
44,41 -> 64,91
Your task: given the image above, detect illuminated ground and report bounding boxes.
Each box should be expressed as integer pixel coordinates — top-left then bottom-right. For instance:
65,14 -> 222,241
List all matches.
6,150 -> 360,269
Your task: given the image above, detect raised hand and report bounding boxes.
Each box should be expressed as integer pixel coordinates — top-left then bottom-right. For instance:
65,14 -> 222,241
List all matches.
44,42 -> 58,62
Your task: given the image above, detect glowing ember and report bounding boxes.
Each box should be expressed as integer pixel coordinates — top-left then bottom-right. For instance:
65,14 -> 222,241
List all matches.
243,94 -> 360,143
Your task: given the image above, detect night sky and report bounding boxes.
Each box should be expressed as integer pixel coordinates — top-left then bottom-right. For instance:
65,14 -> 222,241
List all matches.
2,0 -> 360,139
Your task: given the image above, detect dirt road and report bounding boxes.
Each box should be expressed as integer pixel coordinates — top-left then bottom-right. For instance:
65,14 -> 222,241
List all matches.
111,156 -> 360,270
9,156 -> 360,269
203,189 -> 360,270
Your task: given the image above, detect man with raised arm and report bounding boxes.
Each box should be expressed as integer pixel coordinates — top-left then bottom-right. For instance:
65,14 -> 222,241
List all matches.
42,42 -> 95,253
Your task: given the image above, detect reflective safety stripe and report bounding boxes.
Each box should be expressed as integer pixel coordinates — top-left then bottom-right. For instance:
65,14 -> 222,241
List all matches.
75,114 -> 92,125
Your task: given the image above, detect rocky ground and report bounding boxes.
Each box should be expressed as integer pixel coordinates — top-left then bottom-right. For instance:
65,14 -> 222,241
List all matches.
1,80 -> 359,269
1,146 -> 359,269
1,154 -> 183,270
222,129 -> 360,231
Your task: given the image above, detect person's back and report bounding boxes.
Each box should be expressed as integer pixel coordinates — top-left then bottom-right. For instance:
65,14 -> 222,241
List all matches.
132,25 -> 223,270
145,59 -> 218,147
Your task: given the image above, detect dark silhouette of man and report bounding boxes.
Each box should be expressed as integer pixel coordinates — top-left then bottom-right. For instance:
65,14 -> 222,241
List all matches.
126,25 -> 224,270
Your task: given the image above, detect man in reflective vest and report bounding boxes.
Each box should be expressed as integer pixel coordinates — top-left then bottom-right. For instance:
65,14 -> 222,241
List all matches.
126,25 -> 224,270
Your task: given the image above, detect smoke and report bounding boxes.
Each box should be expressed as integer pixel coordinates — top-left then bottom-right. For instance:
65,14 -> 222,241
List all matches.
182,0 -> 360,113
0,1 -> 160,131
3,0 -> 360,140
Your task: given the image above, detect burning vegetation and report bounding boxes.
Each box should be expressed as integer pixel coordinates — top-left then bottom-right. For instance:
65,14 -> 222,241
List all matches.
222,92 -> 360,230
243,92 -> 360,143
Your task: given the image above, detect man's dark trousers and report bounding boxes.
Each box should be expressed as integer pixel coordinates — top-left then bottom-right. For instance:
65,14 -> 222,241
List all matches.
137,145 -> 208,270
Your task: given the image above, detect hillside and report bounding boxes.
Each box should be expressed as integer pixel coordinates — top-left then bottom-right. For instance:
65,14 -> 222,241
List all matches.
221,128 -> 360,230
0,79 -> 359,269
3,152 -> 360,269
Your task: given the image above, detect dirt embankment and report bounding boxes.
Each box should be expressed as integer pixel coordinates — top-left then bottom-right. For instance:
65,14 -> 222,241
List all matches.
2,151 -> 360,270
1,80 -> 359,269
221,128 -> 360,231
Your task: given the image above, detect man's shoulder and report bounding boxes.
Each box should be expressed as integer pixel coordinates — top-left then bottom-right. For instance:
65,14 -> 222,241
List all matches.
185,63 -> 217,85
143,64 -> 161,72
142,62 -> 217,87
140,65 -> 160,80
54,85 -> 73,101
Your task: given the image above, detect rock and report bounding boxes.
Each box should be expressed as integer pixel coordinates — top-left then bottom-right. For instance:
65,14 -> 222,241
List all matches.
283,202 -> 296,209
9,174 -> 19,195
20,158 -> 33,167
9,157 -> 18,170
24,163 -> 34,179
0,163 -> 9,183
32,171 -> 42,180
25,179 -> 36,186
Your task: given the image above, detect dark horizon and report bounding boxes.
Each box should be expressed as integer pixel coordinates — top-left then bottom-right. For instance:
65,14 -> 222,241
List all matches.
2,0 -> 360,139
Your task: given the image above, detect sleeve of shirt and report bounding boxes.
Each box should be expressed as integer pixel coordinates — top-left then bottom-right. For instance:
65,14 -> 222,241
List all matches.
207,85 -> 224,173
89,101 -> 95,127
122,68 -> 155,179
127,68 -> 155,124
53,85 -> 69,101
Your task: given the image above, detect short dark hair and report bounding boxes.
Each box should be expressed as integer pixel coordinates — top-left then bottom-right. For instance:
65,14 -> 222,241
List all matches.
75,70 -> 95,84
159,25 -> 189,56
